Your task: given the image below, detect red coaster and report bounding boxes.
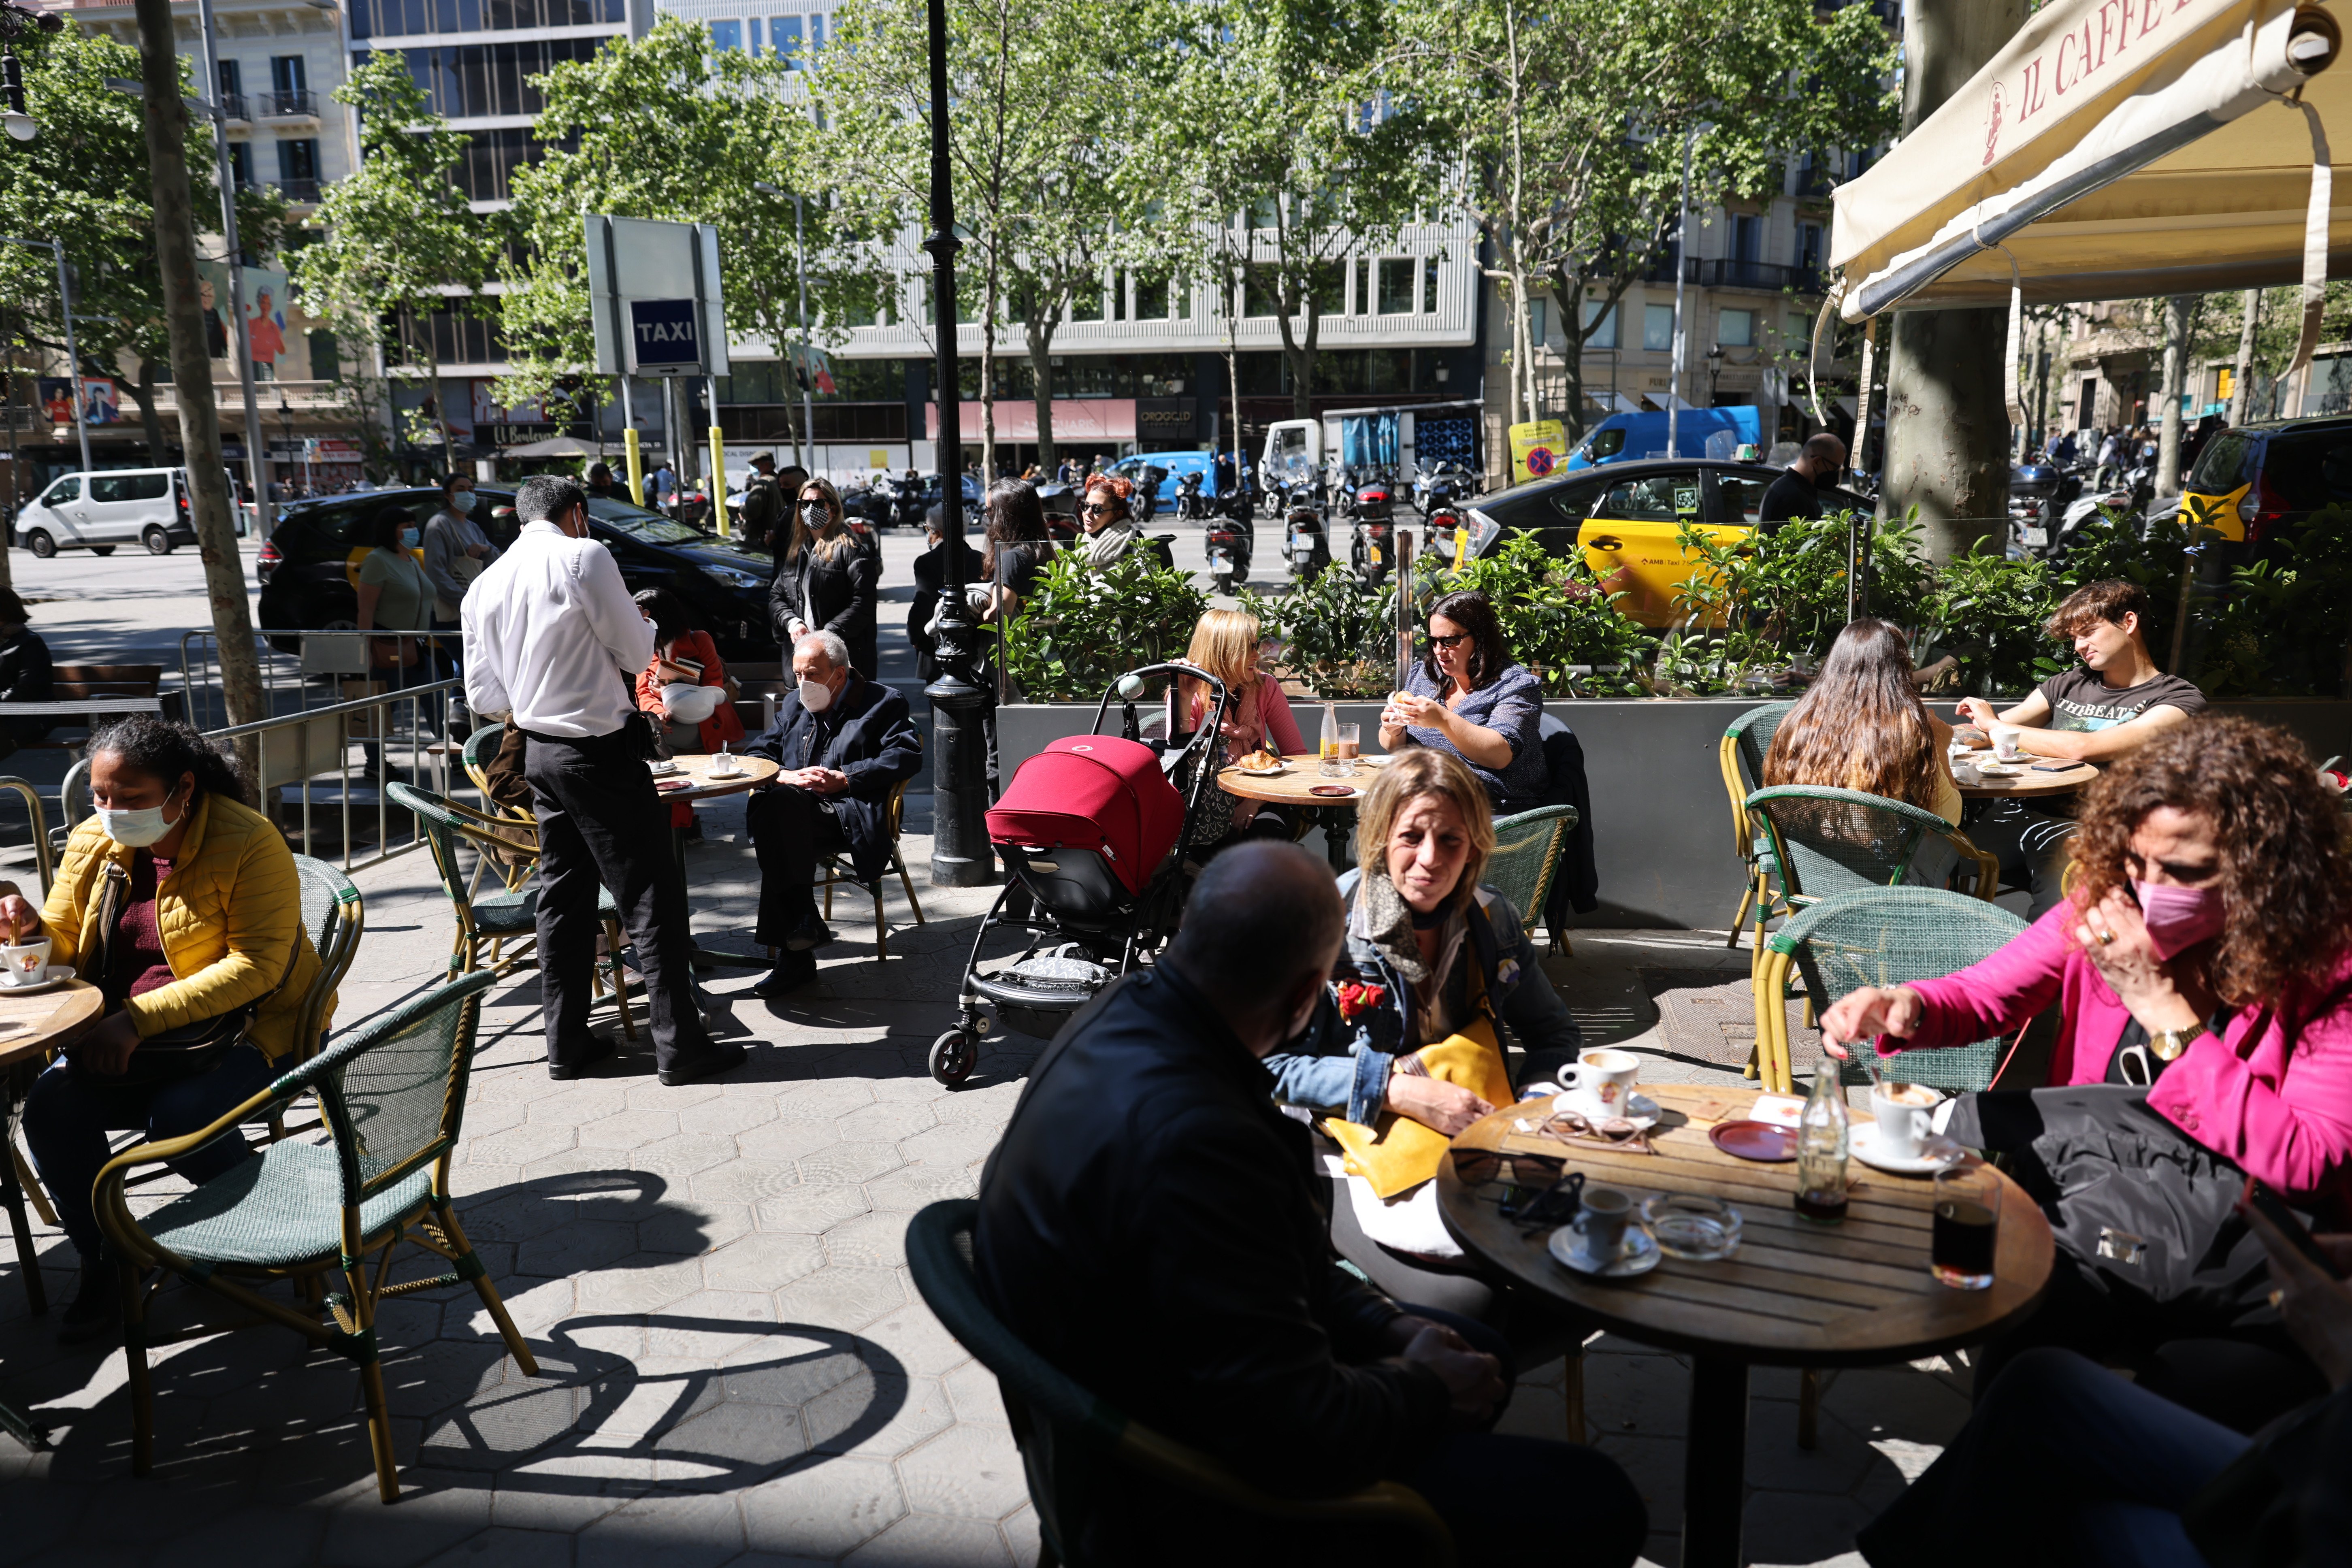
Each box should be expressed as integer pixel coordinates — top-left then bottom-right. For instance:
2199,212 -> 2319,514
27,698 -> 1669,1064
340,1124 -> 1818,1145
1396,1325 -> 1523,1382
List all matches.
1709,1120 -> 1798,1162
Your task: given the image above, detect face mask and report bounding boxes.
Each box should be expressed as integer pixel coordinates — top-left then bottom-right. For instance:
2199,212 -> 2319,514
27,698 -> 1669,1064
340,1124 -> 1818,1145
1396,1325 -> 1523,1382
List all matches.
799,675 -> 835,714
400,527 -> 421,550
2133,879 -> 2225,961
99,784 -> 183,849
800,502 -> 829,526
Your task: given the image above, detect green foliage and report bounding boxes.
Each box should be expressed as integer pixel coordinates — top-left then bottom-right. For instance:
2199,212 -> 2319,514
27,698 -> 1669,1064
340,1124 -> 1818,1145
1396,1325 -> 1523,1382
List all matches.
1255,569 -> 1400,698
1423,531 -> 1652,694
2188,505 -> 2352,699
1918,545 -> 2070,701
998,550 -> 1209,701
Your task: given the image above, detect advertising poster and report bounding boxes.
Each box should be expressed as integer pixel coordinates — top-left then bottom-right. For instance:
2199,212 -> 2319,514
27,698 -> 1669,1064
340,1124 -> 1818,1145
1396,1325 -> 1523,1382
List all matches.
196,259 -> 306,377
36,377 -> 118,425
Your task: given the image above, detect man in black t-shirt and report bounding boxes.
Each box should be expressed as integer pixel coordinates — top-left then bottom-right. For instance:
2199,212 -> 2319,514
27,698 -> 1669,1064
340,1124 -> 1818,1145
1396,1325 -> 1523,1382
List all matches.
1958,579 -> 2207,914
1757,432 -> 1848,532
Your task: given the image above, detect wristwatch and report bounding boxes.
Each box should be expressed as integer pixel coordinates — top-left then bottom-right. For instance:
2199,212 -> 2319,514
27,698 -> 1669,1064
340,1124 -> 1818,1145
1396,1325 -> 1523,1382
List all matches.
2148,1021 -> 2208,1061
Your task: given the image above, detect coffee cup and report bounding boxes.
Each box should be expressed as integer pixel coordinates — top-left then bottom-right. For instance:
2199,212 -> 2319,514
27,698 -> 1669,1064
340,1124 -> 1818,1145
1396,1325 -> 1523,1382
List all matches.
708,753 -> 741,777
1574,1185 -> 1634,1260
1,937 -> 51,987
1871,1082 -> 1941,1160
1558,1048 -> 1640,1116
1990,724 -> 2024,762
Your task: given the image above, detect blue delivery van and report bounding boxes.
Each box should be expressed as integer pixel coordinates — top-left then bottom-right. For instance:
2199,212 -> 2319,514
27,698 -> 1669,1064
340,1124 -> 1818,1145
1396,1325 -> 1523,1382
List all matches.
1565,407 -> 1763,470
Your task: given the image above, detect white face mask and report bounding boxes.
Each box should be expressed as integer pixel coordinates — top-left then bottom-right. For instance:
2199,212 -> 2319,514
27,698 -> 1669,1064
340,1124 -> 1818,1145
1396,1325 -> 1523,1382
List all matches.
798,674 -> 835,713
99,783 -> 184,849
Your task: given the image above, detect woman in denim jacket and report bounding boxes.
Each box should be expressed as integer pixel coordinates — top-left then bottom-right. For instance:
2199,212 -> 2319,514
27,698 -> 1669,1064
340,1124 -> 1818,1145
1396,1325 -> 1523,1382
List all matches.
1265,748 -> 1582,1319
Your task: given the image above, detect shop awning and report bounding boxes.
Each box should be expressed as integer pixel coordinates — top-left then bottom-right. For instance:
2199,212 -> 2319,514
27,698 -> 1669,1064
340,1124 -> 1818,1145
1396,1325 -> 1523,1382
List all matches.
1833,0 -> 2340,317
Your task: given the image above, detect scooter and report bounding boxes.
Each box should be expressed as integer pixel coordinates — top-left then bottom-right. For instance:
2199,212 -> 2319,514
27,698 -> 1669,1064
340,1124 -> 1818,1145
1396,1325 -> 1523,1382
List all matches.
1284,492 -> 1331,580
1175,470 -> 1210,522
1347,470 -> 1398,588
1206,511 -> 1254,594
891,474 -> 927,531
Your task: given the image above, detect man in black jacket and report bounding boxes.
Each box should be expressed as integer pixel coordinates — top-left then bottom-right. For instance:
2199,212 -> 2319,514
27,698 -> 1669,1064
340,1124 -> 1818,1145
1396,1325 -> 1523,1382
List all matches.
976,842 -> 1645,1565
742,629 -> 922,994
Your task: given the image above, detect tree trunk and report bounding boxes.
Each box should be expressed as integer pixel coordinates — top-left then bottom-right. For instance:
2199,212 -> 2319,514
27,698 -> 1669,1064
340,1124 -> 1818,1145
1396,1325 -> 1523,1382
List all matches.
2156,294 -> 2198,501
138,0 -> 264,735
129,359 -> 168,462
1272,269 -> 1316,420
2228,289 -> 2259,427
1878,0 -> 2028,562
1026,311 -> 1057,472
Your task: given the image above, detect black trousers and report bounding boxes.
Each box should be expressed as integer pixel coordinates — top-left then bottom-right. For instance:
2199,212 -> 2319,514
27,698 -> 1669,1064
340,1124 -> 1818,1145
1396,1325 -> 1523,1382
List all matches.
1968,798 -> 2078,918
746,784 -> 852,948
522,728 -> 710,1071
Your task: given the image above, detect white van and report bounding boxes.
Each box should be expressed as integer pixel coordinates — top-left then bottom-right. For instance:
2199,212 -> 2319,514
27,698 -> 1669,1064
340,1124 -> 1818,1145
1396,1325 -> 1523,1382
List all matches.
13,467 -> 205,558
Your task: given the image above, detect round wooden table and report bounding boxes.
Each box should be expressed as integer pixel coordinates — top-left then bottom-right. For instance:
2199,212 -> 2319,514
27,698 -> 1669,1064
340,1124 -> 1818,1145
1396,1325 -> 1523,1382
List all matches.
1,978 -> 102,1452
657,755 -> 784,968
1216,753 -> 1392,870
1952,752 -> 2100,798
1437,1082 -> 2053,1568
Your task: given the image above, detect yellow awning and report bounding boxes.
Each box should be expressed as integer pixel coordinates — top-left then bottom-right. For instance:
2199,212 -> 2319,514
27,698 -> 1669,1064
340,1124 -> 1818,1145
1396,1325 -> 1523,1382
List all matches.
1831,0 -> 2341,317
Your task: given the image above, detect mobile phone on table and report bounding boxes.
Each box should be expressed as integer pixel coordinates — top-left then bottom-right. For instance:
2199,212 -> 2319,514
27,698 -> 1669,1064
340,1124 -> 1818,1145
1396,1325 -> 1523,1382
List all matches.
2242,1176 -> 2345,1278
2030,761 -> 2077,773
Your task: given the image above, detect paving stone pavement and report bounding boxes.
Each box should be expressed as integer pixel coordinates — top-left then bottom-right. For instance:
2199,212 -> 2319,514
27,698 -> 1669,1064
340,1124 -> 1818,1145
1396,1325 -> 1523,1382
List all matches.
1,798 -> 1972,1567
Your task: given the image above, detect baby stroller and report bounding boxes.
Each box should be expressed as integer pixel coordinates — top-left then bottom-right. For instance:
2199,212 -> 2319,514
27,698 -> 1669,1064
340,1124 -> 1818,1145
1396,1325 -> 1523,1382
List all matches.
928,662 -> 1231,1085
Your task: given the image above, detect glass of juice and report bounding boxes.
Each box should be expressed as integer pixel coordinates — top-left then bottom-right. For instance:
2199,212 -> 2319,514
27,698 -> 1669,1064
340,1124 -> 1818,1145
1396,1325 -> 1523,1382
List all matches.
1931,1163 -> 2001,1290
1320,722 -> 1361,778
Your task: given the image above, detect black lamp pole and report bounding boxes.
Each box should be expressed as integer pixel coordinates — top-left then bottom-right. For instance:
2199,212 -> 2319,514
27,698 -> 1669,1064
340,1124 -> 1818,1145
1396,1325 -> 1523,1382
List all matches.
920,0 -> 992,887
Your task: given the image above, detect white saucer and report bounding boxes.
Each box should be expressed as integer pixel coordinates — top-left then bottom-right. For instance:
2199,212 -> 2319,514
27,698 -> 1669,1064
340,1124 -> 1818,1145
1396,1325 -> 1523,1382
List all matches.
647,759 -> 680,776
1972,761 -> 2021,778
0,965 -> 72,995
1234,763 -> 1287,778
1851,1124 -> 1964,1175
1551,1090 -> 1661,1131
1549,1223 -> 1662,1278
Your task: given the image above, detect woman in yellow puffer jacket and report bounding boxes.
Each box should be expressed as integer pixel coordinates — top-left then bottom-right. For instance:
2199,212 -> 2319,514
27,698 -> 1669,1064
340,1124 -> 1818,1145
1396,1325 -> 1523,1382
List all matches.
9,718 -> 327,1343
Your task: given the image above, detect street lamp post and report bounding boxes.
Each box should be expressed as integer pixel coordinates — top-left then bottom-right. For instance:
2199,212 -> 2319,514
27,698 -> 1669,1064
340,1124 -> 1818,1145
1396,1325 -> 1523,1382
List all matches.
919,0 -> 991,888
1667,126 -> 1694,460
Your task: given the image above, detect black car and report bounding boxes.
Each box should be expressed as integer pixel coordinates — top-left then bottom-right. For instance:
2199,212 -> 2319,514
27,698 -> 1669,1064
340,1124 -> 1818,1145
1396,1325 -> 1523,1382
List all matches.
1461,458 -> 1873,626
256,487 -> 780,657
2178,415 -> 2352,552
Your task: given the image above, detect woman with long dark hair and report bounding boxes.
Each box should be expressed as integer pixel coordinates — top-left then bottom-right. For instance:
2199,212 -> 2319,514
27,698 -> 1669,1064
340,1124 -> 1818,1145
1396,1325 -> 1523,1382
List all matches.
1761,617 -> 1961,822
7,718 -> 326,1342
768,475 -> 879,677
1378,590 -> 1549,816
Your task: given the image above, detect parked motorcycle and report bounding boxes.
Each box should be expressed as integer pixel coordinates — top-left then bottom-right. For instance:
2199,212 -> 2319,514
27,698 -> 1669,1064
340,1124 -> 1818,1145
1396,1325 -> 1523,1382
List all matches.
1347,470 -> 1398,588
891,473 -> 927,531
1206,511 -> 1255,594
1283,493 -> 1330,581
1176,470 -> 1210,523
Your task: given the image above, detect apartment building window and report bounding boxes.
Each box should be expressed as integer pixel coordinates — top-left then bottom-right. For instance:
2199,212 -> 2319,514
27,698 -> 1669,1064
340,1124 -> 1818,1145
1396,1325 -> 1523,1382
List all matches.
393,39 -> 606,119
1730,214 -> 1760,264
1643,303 -> 1675,351
1375,257 -> 1418,315
386,309 -> 505,366
1797,223 -> 1823,274
709,19 -> 743,51
1717,307 -> 1755,347
1131,272 -> 1174,322
1424,258 -> 1439,315
767,15 -> 802,59
277,137 -> 320,199
1069,276 -> 1104,322
352,0 -> 626,41
217,58 -> 243,116
227,139 -> 254,190
1583,298 -> 1617,349
452,126 -> 570,202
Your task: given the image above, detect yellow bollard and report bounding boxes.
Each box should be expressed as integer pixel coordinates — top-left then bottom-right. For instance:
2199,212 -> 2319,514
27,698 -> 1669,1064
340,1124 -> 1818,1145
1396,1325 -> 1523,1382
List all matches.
708,424 -> 731,539
624,427 -> 645,510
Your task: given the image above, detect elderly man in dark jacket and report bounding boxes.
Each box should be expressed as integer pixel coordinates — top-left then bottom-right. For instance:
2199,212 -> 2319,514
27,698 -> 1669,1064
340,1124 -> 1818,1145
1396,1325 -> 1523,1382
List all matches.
743,629 -> 921,994
975,842 -> 1644,1566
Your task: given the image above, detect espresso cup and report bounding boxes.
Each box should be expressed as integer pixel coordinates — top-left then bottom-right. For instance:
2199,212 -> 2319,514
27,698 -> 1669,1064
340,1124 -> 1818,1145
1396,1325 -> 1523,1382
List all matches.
1871,1082 -> 1941,1160
1559,1048 -> 1641,1116
1990,724 -> 2024,762
1575,1185 -> 1634,1260
708,754 -> 741,777
1,937 -> 50,987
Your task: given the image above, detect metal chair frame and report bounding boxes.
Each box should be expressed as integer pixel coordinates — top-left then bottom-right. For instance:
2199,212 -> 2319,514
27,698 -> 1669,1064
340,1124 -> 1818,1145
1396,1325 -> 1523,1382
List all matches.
94,971 -> 536,1502
814,775 -> 927,961
1743,783 -> 1999,977
1718,702 -> 1794,948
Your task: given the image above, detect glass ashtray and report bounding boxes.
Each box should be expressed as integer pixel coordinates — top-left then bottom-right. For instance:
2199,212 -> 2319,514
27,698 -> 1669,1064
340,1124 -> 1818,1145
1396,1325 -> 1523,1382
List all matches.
1640,1193 -> 1742,1260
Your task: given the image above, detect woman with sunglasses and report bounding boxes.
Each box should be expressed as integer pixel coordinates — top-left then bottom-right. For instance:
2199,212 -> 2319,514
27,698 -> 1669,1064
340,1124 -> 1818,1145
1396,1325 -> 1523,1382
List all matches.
1076,474 -> 1144,570
1378,590 -> 1549,818
769,476 -> 879,679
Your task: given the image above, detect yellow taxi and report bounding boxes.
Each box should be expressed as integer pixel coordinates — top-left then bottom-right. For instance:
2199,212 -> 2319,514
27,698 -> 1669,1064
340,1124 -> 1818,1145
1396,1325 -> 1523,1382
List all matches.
2175,416 -> 2352,548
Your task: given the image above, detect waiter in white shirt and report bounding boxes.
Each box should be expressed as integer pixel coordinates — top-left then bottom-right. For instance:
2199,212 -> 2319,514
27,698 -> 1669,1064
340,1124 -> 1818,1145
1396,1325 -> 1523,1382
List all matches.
462,475 -> 747,1087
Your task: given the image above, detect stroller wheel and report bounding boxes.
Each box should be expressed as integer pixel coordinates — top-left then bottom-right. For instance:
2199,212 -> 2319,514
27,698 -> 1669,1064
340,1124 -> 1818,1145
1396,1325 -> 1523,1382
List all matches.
929,1029 -> 978,1088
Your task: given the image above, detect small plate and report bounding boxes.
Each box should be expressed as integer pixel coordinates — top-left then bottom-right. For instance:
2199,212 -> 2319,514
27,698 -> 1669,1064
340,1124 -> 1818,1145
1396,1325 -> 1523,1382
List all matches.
1308,784 -> 1357,798
1549,1223 -> 1662,1279
1710,1119 -> 1798,1162
0,965 -> 73,996
1973,761 -> 2021,778
1851,1124 -> 1964,1175
1234,763 -> 1288,778
647,759 -> 681,776
654,778 -> 695,795
1552,1090 -> 1661,1131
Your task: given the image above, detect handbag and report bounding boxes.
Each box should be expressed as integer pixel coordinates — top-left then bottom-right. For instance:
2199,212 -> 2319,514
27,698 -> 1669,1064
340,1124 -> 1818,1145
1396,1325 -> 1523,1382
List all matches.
1320,967 -> 1515,1199
69,861 -> 254,1088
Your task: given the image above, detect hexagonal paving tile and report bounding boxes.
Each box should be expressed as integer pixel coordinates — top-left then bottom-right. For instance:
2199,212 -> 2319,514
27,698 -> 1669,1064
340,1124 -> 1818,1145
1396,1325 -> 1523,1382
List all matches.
776,1267 -> 906,1333
578,1108 -> 684,1148
829,1101 -> 940,1145
755,1185 -> 875,1234
689,1161 -> 808,1206
861,1166 -> 980,1213
734,1120 -> 849,1164
807,1371 -> 955,1459
795,1143 -> 908,1188
893,1422 -> 1032,1521
704,1232 -> 829,1293
630,1133 -> 742,1179
822,1212 -> 911,1271
739,1455 -> 907,1559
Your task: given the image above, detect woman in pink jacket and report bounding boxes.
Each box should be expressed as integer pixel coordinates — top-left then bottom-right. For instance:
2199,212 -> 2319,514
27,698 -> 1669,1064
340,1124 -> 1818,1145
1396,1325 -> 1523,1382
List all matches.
1822,717 -> 2352,1425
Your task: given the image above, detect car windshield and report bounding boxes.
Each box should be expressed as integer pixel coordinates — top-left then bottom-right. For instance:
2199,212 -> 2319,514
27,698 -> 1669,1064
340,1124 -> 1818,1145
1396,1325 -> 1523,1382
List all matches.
586,496 -> 716,546
2187,431 -> 2257,494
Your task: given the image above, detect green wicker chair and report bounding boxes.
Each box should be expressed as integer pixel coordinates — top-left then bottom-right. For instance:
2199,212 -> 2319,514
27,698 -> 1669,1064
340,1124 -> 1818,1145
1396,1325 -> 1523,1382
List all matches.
1718,702 -> 1794,946
94,970 -> 538,1502
1485,803 -> 1580,955
1754,886 -> 2029,1097
904,1200 -> 1455,1568
387,781 -> 635,1040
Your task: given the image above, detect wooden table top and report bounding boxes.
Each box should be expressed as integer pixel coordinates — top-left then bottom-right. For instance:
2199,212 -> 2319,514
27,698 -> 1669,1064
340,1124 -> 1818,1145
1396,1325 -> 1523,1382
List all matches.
1216,752 -> 1393,805
1436,1083 -> 2054,1368
0,980 -> 103,1069
1953,752 -> 2101,798
660,753 -> 782,803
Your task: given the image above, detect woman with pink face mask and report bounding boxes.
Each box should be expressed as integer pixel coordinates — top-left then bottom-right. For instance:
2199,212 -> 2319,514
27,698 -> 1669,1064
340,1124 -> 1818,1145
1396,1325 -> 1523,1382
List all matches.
1821,716 -> 2352,1428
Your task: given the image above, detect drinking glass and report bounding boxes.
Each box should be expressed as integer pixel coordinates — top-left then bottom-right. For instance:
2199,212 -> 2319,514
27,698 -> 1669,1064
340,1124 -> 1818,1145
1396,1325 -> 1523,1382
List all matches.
1319,722 -> 1362,778
1932,1163 -> 2002,1289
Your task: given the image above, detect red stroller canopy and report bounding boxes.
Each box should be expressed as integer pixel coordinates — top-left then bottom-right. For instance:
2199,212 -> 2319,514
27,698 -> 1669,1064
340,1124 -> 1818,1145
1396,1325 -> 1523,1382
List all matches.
987,735 -> 1185,897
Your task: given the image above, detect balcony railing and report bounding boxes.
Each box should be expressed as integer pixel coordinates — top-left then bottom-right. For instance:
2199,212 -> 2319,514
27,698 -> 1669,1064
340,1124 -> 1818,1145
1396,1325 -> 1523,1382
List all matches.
276,177 -> 322,202
258,89 -> 317,118
1637,256 -> 1825,294
218,92 -> 249,121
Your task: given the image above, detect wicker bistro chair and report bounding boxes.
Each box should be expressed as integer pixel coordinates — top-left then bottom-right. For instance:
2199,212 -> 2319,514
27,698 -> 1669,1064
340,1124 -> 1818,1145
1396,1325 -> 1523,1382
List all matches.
905,1200 -> 1453,1568
1485,804 -> 1580,955
1742,784 -> 1998,969
387,781 -> 636,1040
1752,886 -> 2030,1098
1719,702 -> 1795,946
814,775 -> 927,961
93,970 -> 537,1502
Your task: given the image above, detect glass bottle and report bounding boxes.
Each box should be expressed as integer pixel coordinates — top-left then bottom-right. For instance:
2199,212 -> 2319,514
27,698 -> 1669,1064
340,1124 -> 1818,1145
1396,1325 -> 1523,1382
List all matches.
1794,1059 -> 1851,1223
1319,700 -> 1339,766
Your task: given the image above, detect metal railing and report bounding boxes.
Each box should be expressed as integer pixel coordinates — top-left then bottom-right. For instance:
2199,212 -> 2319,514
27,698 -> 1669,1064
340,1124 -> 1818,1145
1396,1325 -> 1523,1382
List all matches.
258,89 -> 317,117
276,177 -> 321,202
218,91 -> 249,121
178,628 -> 464,733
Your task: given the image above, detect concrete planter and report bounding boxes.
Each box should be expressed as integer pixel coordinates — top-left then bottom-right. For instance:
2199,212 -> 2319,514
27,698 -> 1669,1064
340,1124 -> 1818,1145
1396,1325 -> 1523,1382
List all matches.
995,696 -> 2352,929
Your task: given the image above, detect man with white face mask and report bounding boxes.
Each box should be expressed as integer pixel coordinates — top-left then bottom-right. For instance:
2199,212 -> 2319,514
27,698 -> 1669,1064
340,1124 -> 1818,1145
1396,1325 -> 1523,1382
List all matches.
740,631 -> 922,994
